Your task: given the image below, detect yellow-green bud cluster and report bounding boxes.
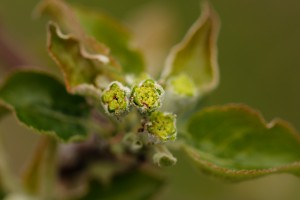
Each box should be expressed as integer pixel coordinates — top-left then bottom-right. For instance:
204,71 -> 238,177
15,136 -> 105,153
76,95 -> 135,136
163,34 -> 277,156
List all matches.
146,111 -> 177,143
101,78 -> 177,144
131,79 -> 164,113
101,82 -> 130,117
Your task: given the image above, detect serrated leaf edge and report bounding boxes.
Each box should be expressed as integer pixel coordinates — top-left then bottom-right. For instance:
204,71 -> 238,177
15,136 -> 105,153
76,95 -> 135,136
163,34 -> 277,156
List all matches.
47,22 -> 109,94
183,104 -> 300,181
0,70 -> 88,142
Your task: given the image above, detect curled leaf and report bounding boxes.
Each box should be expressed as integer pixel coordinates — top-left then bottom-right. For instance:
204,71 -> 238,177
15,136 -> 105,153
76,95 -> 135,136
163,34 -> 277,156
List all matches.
183,104 -> 300,181
47,22 -> 121,97
37,0 -> 110,56
38,0 -> 144,75
0,71 -> 92,141
74,7 -> 145,75
161,3 -> 220,96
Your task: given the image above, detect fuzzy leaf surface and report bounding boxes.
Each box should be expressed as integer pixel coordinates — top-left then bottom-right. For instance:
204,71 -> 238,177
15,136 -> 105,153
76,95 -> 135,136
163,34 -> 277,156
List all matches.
0,71 -> 91,141
74,7 -> 145,75
40,0 -> 144,75
47,22 -> 107,96
183,104 -> 300,181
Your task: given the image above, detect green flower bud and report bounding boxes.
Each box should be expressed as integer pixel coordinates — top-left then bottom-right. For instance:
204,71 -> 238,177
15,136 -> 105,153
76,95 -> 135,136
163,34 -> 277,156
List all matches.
122,132 -> 143,152
161,73 -> 198,113
146,111 -> 177,143
168,73 -> 197,97
153,152 -> 177,167
101,82 -> 130,117
131,79 -> 164,113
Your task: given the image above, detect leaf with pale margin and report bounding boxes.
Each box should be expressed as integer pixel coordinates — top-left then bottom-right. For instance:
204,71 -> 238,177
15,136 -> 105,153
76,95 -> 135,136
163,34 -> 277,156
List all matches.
48,22 -> 110,98
38,0 -> 144,75
0,71 -> 91,141
161,3 -> 219,96
183,104 -> 300,181
74,7 -> 145,75
38,0 -> 111,57
78,169 -> 164,200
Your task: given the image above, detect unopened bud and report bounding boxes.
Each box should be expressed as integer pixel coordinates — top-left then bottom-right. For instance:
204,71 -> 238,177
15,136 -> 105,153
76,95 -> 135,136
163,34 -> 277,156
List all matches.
131,79 -> 164,113
146,111 -> 177,143
168,73 -> 197,97
122,132 -> 143,152
153,145 -> 177,167
101,82 -> 130,117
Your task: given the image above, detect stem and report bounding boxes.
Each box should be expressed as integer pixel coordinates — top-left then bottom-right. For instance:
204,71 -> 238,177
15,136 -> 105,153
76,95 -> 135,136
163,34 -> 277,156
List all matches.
22,136 -> 58,199
0,134 -> 20,193
40,137 -> 57,200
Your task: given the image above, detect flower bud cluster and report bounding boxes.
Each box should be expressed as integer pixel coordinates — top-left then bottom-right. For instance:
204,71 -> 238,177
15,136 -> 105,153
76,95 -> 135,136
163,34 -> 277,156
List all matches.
101,78 -> 177,144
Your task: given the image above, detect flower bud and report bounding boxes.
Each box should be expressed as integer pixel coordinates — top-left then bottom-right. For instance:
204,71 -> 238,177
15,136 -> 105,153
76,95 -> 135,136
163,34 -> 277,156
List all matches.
168,73 -> 197,97
122,132 -> 143,152
131,79 -> 164,113
146,111 -> 177,143
153,152 -> 177,167
101,82 -> 130,117
161,73 -> 198,113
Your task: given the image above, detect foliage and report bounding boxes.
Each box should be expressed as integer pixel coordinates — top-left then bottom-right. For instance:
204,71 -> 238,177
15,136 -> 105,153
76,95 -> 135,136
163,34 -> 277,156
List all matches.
0,0 -> 300,199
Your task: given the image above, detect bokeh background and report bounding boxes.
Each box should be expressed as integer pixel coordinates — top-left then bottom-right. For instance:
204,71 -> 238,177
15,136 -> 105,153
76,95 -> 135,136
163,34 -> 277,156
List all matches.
0,0 -> 300,199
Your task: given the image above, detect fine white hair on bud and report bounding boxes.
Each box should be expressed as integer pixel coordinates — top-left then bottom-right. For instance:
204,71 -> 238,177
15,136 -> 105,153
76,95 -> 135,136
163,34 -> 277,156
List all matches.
153,145 -> 177,167
153,152 -> 177,167
101,81 -> 130,117
161,73 -> 198,113
131,79 -> 164,113
145,111 -> 177,143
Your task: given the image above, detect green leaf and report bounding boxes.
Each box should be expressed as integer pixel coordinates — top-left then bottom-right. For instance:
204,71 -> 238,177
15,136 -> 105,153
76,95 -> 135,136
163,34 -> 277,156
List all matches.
79,169 -> 164,200
183,104 -> 300,181
39,0 -> 144,75
38,0 -> 111,56
47,22 -> 104,96
74,7 -> 145,75
161,3 -> 219,96
0,71 -> 91,141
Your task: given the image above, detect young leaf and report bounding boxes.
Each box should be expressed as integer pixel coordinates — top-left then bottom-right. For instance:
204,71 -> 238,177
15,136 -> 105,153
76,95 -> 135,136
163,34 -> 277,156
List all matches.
183,104 -> 300,181
0,71 -> 91,141
48,22 -> 119,97
78,169 -> 164,200
38,0 -> 145,75
38,0 -> 111,56
74,7 -> 145,75
161,3 -> 219,96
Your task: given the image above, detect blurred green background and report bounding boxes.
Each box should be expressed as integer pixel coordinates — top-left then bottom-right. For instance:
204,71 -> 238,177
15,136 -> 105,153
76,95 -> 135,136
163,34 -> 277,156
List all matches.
0,0 -> 300,199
